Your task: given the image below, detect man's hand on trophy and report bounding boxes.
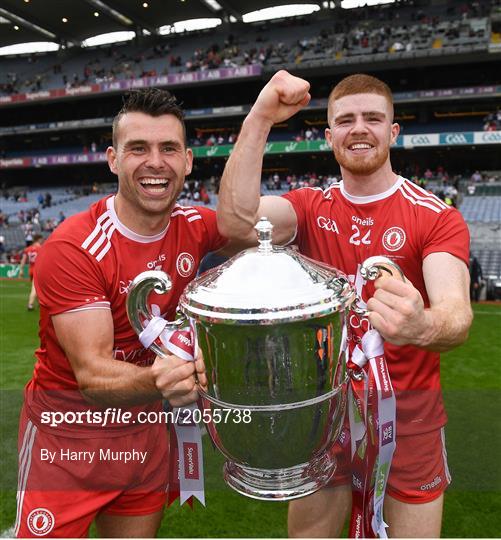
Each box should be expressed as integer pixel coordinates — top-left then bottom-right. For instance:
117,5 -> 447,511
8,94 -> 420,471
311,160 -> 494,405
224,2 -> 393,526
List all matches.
249,70 -> 311,129
194,350 -> 208,393
151,354 -> 200,407
366,275 -> 429,347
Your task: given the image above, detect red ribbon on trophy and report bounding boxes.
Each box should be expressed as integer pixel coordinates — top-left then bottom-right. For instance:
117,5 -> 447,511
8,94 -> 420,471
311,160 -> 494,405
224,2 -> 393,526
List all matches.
140,316 -> 205,507
345,322 -> 396,538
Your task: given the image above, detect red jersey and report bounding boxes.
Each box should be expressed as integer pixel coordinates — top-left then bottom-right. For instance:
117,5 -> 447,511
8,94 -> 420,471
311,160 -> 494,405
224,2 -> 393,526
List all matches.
29,195 -> 226,436
283,176 -> 469,435
23,244 -> 41,267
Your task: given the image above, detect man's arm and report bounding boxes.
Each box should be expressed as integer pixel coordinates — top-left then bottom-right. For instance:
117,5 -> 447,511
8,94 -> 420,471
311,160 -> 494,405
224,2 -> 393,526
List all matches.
18,253 -> 27,270
53,309 -> 206,408
217,70 -> 311,248
366,252 -> 472,351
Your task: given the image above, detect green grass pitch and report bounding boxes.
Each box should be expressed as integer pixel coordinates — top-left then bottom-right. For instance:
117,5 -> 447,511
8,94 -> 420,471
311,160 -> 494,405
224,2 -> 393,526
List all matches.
1,279 -> 500,537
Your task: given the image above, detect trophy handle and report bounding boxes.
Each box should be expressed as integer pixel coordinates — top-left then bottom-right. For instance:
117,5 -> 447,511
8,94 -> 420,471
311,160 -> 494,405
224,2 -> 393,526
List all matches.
126,270 -> 187,359
352,256 -> 405,316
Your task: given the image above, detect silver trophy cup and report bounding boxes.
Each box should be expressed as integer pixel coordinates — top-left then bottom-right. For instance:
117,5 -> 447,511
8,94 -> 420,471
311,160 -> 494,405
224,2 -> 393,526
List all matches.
126,218 -> 402,501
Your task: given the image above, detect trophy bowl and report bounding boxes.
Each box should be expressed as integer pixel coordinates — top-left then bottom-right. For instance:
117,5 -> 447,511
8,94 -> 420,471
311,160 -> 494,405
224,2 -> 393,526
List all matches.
126,219 -> 404,500
176,218 -> 356,500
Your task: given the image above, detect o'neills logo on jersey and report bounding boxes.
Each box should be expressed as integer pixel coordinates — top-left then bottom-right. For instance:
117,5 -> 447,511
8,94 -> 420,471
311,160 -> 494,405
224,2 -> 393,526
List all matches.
183,442 -> 199,480
27,508 -> 55,536
382,226 -> 406,252
176,252 -> 195,277
352,215 -> 374,227
316,215 -> 339,233
147,253 -> 166,270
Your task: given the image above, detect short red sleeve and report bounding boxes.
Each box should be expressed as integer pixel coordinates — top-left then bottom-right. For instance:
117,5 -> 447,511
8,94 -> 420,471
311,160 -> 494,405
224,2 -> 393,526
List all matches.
197,206 -> 227,252
422,207 -> 470,267
281,188 -> 312,245
35,239 -> 108,316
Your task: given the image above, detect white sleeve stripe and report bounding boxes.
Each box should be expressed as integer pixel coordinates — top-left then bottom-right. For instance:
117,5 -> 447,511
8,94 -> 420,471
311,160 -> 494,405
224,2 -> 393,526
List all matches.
399,188 -> 442,213
187,215 -> 202,222
96,239 -> 113,262
88,219 -> 114,256
94,224 -> 116,261
66,306 -> 111,313
405,180 -> 449,209
88,229 -> 107,255
401,181 -> 449,210
81,211 -> 111,249
64,301 -> 111,313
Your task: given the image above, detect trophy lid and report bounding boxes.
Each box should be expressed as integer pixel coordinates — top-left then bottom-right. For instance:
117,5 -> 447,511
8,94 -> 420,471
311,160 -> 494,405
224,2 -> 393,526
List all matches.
179,218 -> 356,324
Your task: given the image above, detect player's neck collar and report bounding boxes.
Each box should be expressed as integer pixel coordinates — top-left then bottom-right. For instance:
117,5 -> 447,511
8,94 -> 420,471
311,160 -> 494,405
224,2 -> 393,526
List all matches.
340,176 -> 404,204
106,195 -> 169,243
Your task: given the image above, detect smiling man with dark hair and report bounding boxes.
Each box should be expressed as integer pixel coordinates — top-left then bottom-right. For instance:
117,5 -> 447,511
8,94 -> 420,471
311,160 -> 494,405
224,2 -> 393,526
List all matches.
15,88 -> 226,538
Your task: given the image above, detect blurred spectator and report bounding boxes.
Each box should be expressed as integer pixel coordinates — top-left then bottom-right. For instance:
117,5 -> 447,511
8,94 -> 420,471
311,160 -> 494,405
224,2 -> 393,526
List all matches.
9,249 -> 22,264
471,170 -> 482,183
0,235 -> 5,262
483,110 -> 500,131
469,254 -> 483,302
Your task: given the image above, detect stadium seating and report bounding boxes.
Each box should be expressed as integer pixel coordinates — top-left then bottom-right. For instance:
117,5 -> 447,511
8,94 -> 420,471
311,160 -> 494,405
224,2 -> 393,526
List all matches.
459,196 -> 501,223
473,248 -> 501,280
0,4 -> 492,97
38,192 -> 104,220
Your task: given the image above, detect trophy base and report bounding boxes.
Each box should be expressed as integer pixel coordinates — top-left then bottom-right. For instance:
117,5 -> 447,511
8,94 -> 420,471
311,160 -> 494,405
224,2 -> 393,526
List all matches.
223,452 -> 337,501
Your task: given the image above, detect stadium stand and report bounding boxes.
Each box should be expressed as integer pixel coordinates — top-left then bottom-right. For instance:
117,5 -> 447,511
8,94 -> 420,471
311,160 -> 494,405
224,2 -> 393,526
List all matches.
0,1 -> 496,97
0,0 -> 500,289
1,3 -> 501,539
459,195 -> 501,222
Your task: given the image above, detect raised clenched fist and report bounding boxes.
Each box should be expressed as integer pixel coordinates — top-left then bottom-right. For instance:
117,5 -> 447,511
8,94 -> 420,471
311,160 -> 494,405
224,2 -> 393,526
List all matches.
248,70 -> 311,128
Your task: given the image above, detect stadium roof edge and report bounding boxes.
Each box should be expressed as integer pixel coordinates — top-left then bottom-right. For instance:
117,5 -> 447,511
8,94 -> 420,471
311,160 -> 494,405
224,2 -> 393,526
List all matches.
0,0 -> 326,49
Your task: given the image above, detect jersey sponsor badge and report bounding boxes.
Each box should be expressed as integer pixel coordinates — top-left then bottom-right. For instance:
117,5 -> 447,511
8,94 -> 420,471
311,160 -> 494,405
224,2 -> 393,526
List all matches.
27,508 -> 55,536
176,252 -> 195,277
382,226 -> 406,252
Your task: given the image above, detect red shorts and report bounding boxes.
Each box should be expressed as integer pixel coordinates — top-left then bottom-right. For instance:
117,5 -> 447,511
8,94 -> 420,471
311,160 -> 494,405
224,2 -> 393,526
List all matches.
15,406 -> 169,538
329,427 -> 451,503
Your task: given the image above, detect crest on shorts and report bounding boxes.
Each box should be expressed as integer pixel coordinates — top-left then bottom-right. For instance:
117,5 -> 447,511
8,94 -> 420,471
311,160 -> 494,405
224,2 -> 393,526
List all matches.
27,508 -> 55,536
